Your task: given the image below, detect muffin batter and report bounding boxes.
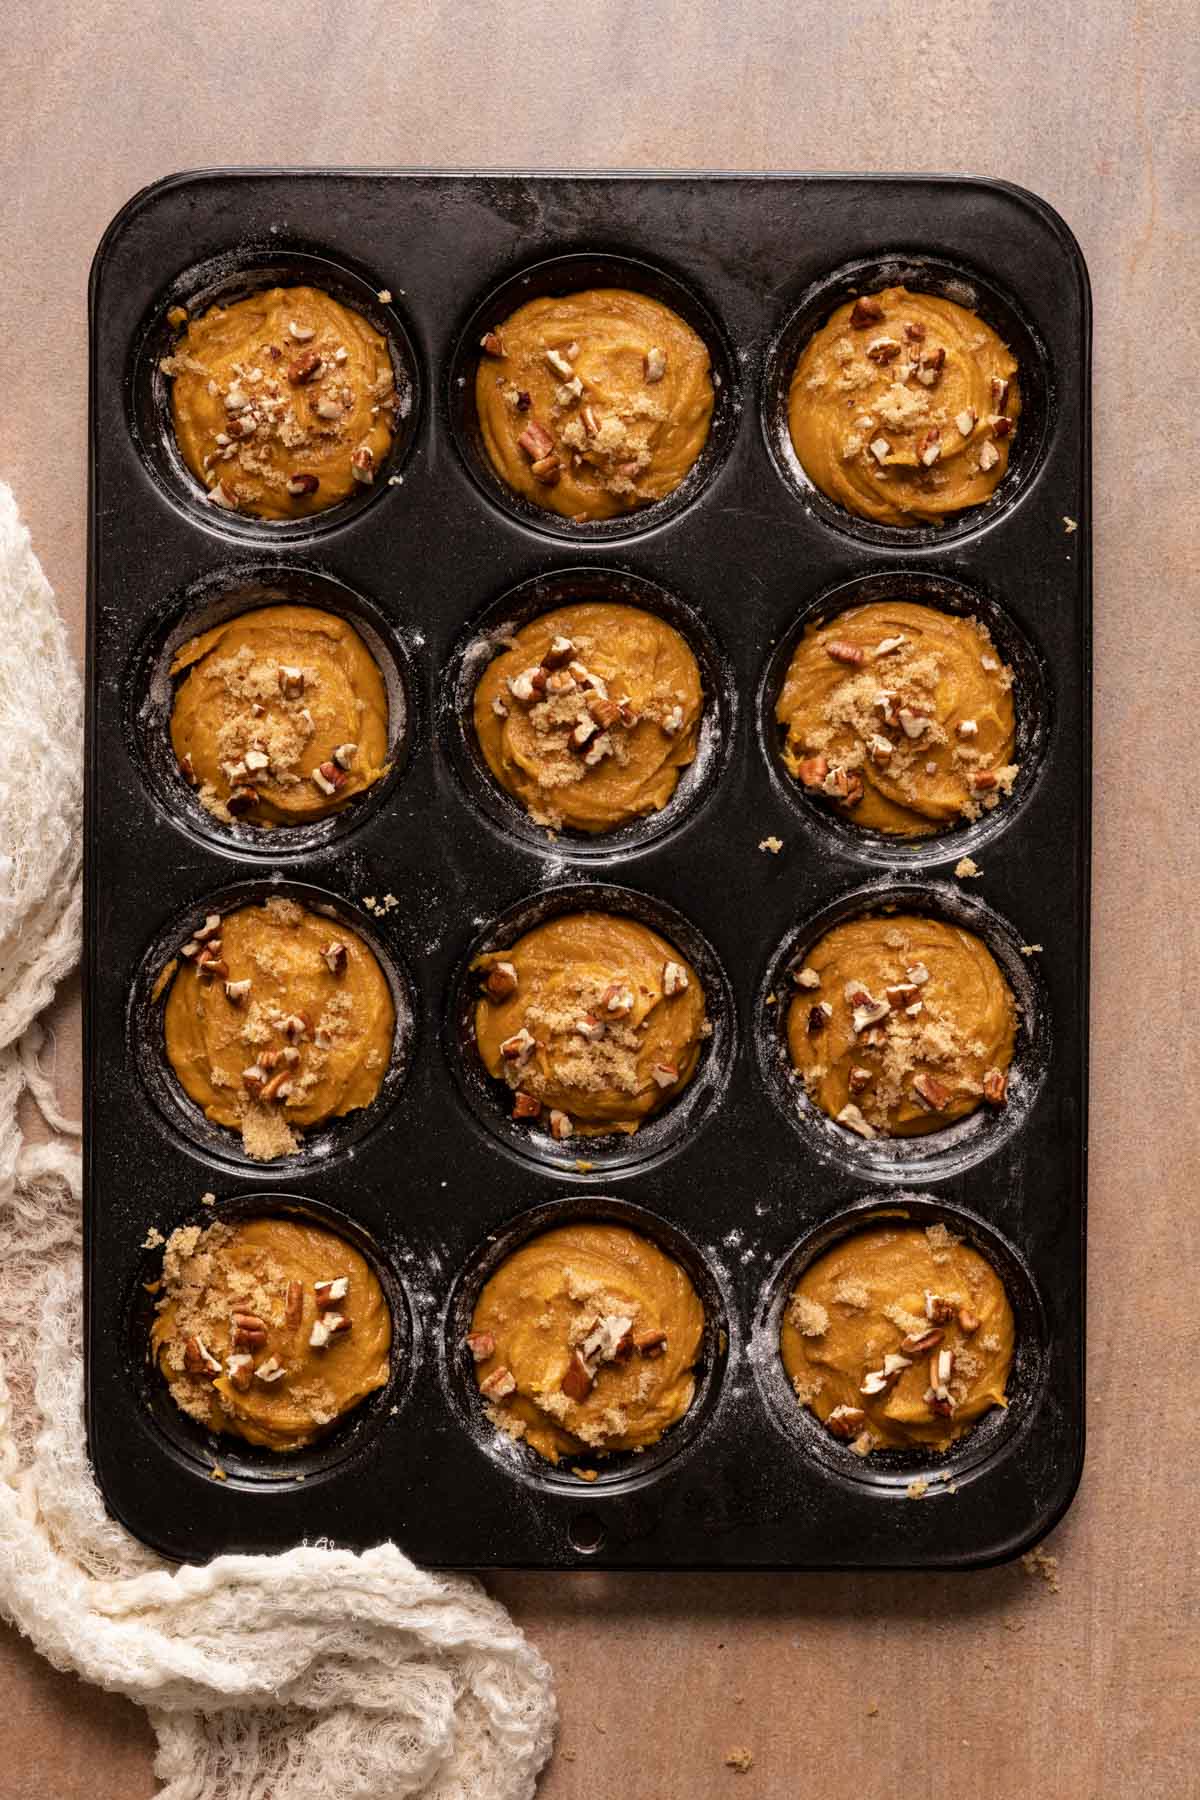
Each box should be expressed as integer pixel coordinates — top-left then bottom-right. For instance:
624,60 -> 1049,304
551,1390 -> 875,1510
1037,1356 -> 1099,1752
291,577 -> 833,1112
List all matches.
468,1222 -> 704,1462
780,1222 -> 1015,1453
163,285 -> 400,520
162,896 -> 394,1161
776,600 -> 1017,835
788,285 -> 1020,527
786,913 -> 1016,1138
170,604 -> 390,827
152,1214 -> 391,1451
473,602 -> 703,833
475,289 -> 714,521
473,912 -> 708,1137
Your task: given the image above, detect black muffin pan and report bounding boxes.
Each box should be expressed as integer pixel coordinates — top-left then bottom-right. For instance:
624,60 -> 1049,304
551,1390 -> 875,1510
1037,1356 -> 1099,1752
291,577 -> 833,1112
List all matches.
85,171 -> 1090,1569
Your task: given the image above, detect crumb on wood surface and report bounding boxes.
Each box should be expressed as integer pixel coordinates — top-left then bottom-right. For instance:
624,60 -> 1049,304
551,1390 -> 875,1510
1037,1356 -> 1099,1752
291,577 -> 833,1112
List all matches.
1021,1546 -> 1061,1592
725,1746 -> 754,1772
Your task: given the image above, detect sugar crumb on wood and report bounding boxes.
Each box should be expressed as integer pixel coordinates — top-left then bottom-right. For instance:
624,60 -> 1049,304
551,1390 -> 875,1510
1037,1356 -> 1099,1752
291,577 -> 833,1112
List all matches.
725,1746 -> 754,1772
1021,1545 -> 1061,1592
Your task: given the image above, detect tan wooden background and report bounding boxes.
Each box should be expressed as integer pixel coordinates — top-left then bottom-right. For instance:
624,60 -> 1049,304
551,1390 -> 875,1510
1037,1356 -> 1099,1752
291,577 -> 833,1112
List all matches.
1,0 -> 1196,1793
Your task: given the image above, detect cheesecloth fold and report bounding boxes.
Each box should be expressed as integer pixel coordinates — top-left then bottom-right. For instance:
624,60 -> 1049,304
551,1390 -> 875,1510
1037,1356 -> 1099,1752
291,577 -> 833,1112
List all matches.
0,481 -> 556,1799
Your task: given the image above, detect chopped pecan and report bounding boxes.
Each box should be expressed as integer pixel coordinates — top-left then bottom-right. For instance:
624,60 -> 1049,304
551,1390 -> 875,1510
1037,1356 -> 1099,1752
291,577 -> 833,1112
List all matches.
517,421 -> 556,461
480,1365 -> 517,1400
982,1067 -> 1008,1105
548,1108 -> 573,1141
634,1328 -> 668,1357
912,1072 -> 952,1111
826,1404 -> 867,1438
183,1335 -> 221,1377
958,1307 -> 981,1335
288,350 -> 323,385
900,1327 -> 944,1356
511,1091 -> 542,1120
466,1330 -> 496,1362
484,960 -> 518,1001
849,295 -> 884,328
480,331 -> 505,357
561,1351 -> 594,1402
796,753 -> 829,789
807,1001 -> 833,1033
322,940 -> 348,976
285,1280 -> 304,1328
824,639 -> 865,666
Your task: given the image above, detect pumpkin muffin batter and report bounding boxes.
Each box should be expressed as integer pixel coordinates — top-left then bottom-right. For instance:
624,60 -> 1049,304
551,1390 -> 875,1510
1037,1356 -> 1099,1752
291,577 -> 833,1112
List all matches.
170,604 -> 390,828
468,1222 -> 704,1463
475,289 -> 714,522
162,896 -> 395,1161
472,602 -> 703,833
473,912 -> 708,1138
781,1222 -> 1015,1454
786,913 -> 1016,1139
162,285 -> 400,520
776,600 -> 1017,835
152,1214 -> 391,1451
788,285 -> 1020,527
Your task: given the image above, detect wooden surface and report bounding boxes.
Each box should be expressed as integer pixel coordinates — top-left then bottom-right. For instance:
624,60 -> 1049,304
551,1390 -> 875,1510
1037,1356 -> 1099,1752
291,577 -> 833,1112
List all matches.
2,1 -> 1197,1794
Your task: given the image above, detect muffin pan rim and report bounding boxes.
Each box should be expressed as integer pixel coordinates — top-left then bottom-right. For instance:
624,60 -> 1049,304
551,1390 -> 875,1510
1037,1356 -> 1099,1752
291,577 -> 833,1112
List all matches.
124,560 -> 422,863
759,246 -> 1055,553
445,878 -> 740,1181
129,1188 -> 418,1490
749,1189 -> 1050,1495
439,562 -> 739,865
127,876 -> 418,1177
437,1191 -> 735,1500
754,874 -> 1051,1183
127,245 -> 422,541
754,564 -> 1054,868
444,245 -> 743,544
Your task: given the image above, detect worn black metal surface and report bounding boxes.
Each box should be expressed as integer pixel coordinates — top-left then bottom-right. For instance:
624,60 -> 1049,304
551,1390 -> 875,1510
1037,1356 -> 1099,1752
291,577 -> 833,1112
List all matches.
86,171 -> 1090,1569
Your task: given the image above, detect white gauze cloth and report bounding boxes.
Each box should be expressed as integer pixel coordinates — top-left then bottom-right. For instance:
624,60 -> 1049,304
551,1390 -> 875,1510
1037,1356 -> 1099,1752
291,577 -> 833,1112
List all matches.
0,482 -> 556,1798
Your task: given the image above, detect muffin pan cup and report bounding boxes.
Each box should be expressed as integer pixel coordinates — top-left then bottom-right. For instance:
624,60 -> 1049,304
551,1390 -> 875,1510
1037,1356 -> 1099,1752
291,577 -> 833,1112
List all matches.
86,171 -> 1090,1569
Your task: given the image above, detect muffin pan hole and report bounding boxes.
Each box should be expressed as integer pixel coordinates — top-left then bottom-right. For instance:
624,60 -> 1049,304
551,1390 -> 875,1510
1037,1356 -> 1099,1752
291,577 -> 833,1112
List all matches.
441,565 -> 737,864
447,248 -> 740,542
761,251 -> 1053,551
126,563 -> 419,860
448,881 -> 738,1178
129,247 -> 420,540
751,1191 -> 1048,1496
757,567 -> 1052,867
128,1190 -> 414,1488
440,1193 -> 731,1496
129,878 -> 416,1175
756,878 -> 1050,1182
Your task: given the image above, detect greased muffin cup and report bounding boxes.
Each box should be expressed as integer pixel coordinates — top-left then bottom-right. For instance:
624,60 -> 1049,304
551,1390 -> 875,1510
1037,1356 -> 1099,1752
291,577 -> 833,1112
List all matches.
88,172 -> 1088,1569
